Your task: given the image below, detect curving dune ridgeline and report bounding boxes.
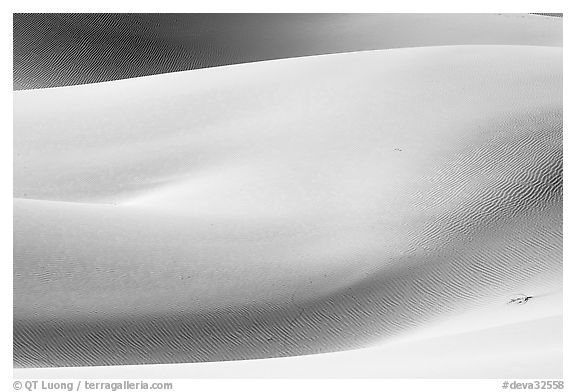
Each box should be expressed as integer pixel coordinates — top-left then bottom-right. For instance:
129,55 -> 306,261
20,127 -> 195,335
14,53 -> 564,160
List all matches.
14,41 -> 562,373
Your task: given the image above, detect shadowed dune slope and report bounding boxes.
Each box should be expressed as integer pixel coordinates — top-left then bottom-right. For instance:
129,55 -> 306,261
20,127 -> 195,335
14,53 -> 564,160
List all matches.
532,13 -> 563,17
13,46 -> 562,367
13,13 -> 562,90
14,315 -> 563,378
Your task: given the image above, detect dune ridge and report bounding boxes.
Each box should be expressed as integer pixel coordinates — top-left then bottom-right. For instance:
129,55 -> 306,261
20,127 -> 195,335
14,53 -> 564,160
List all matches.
13,13 -> 562,90
14,45 -> 562,371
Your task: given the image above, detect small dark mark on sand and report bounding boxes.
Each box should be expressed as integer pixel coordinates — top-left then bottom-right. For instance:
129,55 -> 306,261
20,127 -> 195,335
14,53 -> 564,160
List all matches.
508,294 -> 533,305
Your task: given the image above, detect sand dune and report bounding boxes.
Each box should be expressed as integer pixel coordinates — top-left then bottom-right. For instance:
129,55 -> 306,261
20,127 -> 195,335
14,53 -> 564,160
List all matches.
14,315 -> 563,378
13,45 -> 562,371
13,13 -> 562,90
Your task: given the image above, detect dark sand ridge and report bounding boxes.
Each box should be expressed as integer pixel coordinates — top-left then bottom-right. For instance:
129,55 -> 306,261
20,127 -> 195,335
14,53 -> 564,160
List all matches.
13,13 -> 561,90
14,46 -> 562,367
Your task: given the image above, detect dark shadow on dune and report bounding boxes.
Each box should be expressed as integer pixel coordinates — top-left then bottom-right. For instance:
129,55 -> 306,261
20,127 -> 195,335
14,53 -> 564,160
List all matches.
13,13 -> 562,90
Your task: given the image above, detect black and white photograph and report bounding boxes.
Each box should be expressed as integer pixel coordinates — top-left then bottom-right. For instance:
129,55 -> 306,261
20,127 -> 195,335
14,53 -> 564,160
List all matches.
6,4 -> 571,390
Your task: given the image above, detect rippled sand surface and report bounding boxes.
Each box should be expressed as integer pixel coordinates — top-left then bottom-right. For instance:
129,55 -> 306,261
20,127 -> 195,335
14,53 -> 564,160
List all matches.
14,13 -> 561,90
14,41 -> 562,374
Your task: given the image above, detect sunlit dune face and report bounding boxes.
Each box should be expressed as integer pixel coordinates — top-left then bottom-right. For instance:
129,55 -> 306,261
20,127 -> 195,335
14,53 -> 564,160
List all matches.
13,14 -> 562,376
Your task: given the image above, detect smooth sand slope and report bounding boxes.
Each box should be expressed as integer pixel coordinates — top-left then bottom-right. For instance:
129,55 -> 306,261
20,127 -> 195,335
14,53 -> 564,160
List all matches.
14,45 -> 562,372
13,13 -> 562,90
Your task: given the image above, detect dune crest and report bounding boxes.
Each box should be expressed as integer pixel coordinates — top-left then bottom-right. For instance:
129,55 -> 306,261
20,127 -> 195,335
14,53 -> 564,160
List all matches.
14,45 -> 562,370
13,13 -> 561,90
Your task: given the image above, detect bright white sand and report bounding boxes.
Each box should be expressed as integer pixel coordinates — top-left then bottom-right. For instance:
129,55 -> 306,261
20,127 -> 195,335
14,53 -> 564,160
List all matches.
14,46 -> 562,375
